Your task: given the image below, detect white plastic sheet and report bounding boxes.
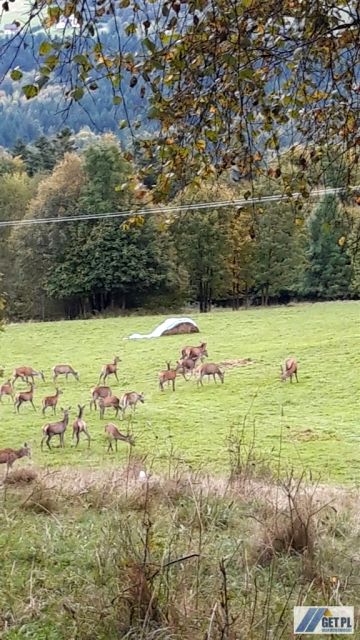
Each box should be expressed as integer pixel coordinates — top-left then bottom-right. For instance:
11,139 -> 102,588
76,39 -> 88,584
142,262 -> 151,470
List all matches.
127,317 -> 199,340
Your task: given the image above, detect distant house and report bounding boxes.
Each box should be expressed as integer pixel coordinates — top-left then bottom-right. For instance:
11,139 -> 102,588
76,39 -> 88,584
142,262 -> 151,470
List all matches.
3,23 -> 20,34
55,16 -> 79,30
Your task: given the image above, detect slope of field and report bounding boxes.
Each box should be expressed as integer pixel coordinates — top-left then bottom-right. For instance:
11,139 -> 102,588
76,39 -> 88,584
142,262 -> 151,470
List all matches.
0,301 -> 359,482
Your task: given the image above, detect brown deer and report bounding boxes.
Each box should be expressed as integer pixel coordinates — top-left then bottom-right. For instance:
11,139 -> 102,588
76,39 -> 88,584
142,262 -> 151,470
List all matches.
181,342 -> 208,361
90,385 -> 112,410
99,356 -> 121,384
14,383 -> 36,413
159,362 -> 177,392
0,443 -> 31,478
12,366 -> 45,385
41,407 -> 71,450
197,363 -> 224,386
120,391 -> 145,415
52,364 -> 79,382
98,395 -> 121,419
0,379 -> 14,403
72,404 -> 90,448
280,357 -> 299,383
104,423 -> 134,452
42,388 -> 63,415
176,357 -> 198,380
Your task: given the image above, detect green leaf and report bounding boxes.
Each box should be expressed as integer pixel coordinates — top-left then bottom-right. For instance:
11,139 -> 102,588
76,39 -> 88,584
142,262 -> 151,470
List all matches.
10,68 -> 23,81
125,22 -> 136,36
39,41 -> 53,56
70,87 -> 84,101
22,84 -> 39,99
143,37 -> 157,53
112,96 -> 122,105
73,54 -> 90,66
119,120 -> 128,129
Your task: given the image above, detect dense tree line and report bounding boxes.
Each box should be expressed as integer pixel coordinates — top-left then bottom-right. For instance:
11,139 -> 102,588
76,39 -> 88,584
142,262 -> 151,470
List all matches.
0,133 -> 359,321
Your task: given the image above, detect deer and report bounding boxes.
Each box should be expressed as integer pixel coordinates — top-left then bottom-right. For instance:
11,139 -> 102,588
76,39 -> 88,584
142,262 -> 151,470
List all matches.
42,388 -> 63,415
0,379 -> 14,403
52,364 -> 79,382
196,363 -> 224,386
41,407 -> 71,450
14,383 -> 36,413
90,385 -> 112,410
280,357 -> 299,383
0,443 -> 31,478
72,404 -> 90,448
12,366 -> 45,385
120,391 -> 145,415
98,395 -> 121,419
159,362 -> 177,392
98,356 -> 121,384
104,423 -> 135,452
176,357 -> 198,380
181,342 -> 208,361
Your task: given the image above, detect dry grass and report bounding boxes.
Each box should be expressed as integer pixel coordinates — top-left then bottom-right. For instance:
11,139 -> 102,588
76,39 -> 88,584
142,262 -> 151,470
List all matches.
4,467 -> 38,484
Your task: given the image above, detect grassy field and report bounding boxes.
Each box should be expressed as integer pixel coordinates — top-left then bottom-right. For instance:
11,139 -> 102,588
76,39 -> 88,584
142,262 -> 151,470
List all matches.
0,301 -> 359,483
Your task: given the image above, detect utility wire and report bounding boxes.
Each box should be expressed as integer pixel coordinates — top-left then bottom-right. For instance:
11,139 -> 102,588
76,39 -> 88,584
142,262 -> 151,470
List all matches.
0,184 -> 358,228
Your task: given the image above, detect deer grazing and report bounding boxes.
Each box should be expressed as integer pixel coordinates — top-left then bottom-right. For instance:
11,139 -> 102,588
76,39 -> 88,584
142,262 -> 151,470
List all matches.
14,383 -> 36,413
52,364 -> 79,382
41,407 -> 71,450
98,395 -> 121,419
42,388 -> 63,415
72,404 -> 90,448
176,358 -> 198,380
197,363 -> 224,386
0,379 -> 14,402
104,423 -> 134,452
0,443 -> 31,478
159,362 -> 177,392
90,385 -> 112,410
280,357 -> 299,383
120,391 -> 145,415
181,342 -> 208,361
12,366 -> 45,385
99,356 -> 121,384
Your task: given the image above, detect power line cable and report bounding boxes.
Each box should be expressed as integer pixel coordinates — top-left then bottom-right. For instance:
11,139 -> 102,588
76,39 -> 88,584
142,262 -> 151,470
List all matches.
0,184 -> 358,228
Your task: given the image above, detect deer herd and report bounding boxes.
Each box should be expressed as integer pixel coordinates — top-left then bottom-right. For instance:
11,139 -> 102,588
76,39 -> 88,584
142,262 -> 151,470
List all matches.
0,341 -> 299,477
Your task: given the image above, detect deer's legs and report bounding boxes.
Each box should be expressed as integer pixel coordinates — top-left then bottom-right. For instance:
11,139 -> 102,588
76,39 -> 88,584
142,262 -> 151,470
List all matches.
31,400 -> 36,411
46,435 -> 52,450
84,430 -> 91,448
115,440 -> 118,452
114,372 -> 119,382
172,380 -> 175,392
295,371 -> 299,383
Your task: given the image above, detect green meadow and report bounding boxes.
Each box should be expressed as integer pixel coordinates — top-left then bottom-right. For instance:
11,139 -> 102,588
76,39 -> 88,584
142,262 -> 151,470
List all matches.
0,301 -> 359,483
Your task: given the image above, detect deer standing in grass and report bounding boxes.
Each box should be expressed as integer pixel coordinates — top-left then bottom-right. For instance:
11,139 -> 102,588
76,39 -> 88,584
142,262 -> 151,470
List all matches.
42,388 -> 63,415
12,367 -> 45,385
181,342 -> 208,361
159,362 -> 177,392
0,379 -> 14,403
52,364 -> 79,382
99,356 -> 121,384
72,404 -> 90,448
14,383 -> 36,413
90,385 -> 112,410
280,357 -> 299,383
98,395 -> 121,419
0,443 -> 31,478
104,423 -> 134,452
176,358 -> 198,380
197,363 -> 224,386
120,392 -> 144,415
41,407 -> 70,450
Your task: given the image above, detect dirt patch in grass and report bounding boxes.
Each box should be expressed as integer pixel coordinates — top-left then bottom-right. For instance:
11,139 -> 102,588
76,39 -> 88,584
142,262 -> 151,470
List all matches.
219,357 -> 254,368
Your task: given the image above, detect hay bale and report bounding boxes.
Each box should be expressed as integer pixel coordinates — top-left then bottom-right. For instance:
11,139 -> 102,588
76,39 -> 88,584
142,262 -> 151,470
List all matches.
162,322 -> 199,336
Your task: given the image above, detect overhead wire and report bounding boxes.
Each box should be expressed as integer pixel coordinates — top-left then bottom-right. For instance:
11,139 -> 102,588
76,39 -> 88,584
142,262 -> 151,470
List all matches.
0,184 -> 359,228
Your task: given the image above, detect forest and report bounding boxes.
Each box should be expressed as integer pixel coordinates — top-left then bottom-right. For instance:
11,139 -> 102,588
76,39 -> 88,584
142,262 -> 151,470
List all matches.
0,131 -> 359,321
